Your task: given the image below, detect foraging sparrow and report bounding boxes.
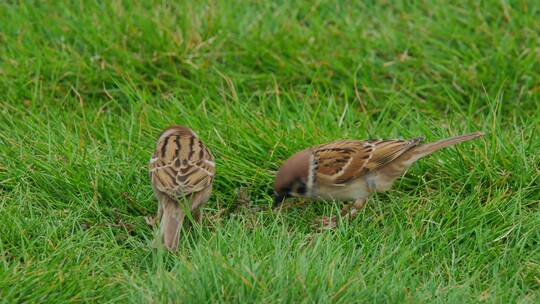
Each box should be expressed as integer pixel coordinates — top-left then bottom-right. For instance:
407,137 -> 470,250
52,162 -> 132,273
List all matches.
149,125 -> 215,250
273,132 -> 484,228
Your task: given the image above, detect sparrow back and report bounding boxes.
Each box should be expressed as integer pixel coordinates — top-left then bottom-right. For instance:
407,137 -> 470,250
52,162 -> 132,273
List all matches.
149,125 -> 215,250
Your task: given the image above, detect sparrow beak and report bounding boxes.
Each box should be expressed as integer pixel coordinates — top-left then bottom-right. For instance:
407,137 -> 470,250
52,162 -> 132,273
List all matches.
273,193 -> 286,209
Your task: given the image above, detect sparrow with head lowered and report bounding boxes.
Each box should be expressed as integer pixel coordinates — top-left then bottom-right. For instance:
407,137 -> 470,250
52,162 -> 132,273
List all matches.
148,125 -> 215,250
273,132 -> 484,229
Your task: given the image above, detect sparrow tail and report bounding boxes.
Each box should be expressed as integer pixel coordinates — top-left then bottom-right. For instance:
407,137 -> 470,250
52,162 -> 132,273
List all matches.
411,131 -> 484,161
158,195 -> 185,251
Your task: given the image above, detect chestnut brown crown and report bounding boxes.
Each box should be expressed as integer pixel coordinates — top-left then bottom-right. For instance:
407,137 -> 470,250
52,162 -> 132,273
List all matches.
273,149 -> 311,207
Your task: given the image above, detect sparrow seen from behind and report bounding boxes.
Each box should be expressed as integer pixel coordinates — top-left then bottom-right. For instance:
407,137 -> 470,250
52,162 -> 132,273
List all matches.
149,125 -> 215,250
273,132 -> 484,228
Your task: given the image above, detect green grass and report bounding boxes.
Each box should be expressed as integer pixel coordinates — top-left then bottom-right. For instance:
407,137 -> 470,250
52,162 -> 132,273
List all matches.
1,0 -> 539,302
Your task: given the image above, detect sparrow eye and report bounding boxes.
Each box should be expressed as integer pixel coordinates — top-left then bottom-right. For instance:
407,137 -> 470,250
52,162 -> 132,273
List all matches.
297,184 -> 306,195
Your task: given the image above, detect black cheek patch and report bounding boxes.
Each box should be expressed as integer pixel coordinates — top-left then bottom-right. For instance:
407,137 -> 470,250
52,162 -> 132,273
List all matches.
294,178 -> 307,195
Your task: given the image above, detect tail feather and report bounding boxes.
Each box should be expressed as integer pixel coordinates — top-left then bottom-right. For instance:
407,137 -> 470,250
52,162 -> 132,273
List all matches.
409,131 -> 484,161
158,195 -> 185,251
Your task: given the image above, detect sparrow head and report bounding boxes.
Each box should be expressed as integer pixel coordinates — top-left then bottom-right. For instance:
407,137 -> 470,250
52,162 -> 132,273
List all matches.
159,125 -> 197,140
273,149 -> 311,208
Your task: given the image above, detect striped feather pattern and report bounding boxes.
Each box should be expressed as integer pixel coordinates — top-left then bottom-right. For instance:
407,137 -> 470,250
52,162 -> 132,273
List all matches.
149,126 -> 215,200
313,137 -> 423,185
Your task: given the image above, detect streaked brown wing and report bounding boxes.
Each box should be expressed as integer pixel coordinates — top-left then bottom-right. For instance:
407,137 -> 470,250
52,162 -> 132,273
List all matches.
313,138 -> 423,185
313,140 -> 370,184
363,139 -> 422,171
149,132 -> 215,198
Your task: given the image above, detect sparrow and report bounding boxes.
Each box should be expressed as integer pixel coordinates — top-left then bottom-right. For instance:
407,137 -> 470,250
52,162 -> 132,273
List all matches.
273,132 -> 484,229
148,125 -> 215,250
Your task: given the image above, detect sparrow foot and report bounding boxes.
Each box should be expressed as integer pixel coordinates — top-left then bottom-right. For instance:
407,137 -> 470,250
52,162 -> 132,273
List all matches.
312,215 -> 338,230
144,216 -> 158,227
312,198 -> 367,230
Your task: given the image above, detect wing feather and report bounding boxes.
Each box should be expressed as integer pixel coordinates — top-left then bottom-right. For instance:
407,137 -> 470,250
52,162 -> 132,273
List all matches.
149,131 -> 215,198
313,138 -> 423,185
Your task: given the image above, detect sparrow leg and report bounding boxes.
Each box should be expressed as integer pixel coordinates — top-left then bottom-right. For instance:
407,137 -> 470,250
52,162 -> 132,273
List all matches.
346,197 -> 368,218
148,200 -> 165,248
181,207 -> 202,234
191,207 -> 202,223
314,198 -> 368,230
145,201 -> 163,227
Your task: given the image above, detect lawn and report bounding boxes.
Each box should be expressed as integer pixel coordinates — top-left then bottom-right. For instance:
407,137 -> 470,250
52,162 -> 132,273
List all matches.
0,1 -> 539,303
